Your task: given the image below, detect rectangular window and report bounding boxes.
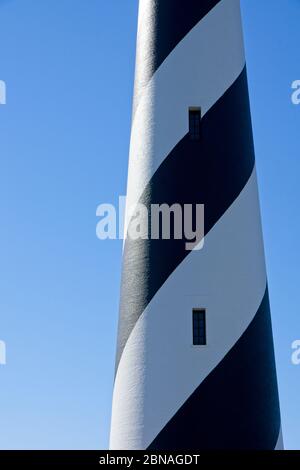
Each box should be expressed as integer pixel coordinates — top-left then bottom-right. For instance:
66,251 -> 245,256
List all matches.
193,309 -> 206,345
189,107 -> 201,141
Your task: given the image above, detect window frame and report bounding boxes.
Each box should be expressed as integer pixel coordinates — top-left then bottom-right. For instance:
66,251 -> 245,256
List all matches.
189,107 -> 201,141
192,308 -> 207,346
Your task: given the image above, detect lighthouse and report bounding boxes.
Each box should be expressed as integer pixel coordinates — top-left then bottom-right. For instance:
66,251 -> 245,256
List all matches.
110,0 -> 282,450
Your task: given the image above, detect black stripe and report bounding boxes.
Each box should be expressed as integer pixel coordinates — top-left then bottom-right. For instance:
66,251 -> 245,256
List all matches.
148,288 -> 281,450
116,67 -> 255,371
146,0 -> 221,78
132,0 -> 222,117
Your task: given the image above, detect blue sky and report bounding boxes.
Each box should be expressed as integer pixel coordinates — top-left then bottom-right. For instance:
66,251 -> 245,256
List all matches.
0,0 -> 299,450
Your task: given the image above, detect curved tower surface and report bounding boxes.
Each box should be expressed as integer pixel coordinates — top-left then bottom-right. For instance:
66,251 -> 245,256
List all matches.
110,0 -> 282,450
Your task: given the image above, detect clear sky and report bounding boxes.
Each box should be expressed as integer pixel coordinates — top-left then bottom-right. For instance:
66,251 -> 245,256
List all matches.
0,0 -> 299,450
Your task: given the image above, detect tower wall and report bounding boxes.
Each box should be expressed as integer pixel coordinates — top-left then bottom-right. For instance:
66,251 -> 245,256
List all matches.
110,0 -> 282,450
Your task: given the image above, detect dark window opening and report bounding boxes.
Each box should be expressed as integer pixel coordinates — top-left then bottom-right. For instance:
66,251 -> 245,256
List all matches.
189,107 -> 201,141
193,309 -> 206,345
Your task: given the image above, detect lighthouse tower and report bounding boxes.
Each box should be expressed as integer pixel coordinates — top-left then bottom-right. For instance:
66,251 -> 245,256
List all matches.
110,0 -> 282,450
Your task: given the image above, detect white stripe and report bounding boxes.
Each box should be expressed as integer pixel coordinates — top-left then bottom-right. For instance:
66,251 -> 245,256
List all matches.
124,0 -> 245,240
275,428 -> 284,450
110,168 -> 267,449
